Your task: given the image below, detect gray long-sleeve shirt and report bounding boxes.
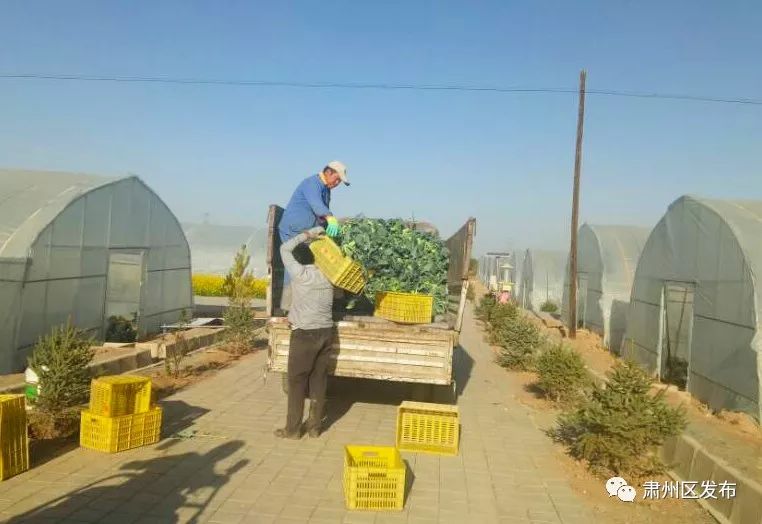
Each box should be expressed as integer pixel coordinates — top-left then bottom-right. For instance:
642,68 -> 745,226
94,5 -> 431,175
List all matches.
280,229 -> 334,330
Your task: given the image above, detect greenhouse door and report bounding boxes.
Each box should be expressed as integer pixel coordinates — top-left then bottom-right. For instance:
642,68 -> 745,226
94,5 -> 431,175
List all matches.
577,275 -> 588,328
104,251 -> 145,335
658,282 -> 695,390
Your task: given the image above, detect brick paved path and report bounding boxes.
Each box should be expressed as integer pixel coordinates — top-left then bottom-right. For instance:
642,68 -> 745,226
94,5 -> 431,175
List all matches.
0,305 -> 593,524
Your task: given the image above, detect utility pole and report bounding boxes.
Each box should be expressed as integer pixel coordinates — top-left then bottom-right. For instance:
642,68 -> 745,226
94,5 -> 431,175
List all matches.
568,69 -> 587,339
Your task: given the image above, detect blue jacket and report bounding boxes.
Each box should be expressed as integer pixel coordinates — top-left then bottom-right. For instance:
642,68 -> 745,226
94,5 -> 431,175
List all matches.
279,175 -> 331,242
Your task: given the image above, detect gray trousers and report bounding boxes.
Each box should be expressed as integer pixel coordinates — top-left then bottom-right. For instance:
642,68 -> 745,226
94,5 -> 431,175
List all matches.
285,327 -> 334,433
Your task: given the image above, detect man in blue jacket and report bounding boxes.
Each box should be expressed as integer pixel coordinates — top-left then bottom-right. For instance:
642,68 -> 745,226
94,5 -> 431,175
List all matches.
278,161 -> 349,310
279,160 -> 349,243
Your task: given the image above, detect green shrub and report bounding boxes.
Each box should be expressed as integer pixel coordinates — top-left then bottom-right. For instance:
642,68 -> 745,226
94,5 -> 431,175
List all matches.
535,343 -> 591,405
221,245 -> 260,354
488,301 -> 519,325
28,408 -> 80,440
494,316 -> 543,370
554,360 -> 687,478
540,300 -> 558,313
223,245 -> 258,305
475,293 -> 496,321
223,305 -> 257,355
105,315 -> 137,343
28,322 -> 94,413
486,304 -> 520,345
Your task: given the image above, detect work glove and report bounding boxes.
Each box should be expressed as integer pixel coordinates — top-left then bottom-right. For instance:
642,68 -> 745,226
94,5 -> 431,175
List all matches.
325,216 -> 340,237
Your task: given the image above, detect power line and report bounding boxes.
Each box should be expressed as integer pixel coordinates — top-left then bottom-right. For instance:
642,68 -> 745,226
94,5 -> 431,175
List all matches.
1,72 -> 761,106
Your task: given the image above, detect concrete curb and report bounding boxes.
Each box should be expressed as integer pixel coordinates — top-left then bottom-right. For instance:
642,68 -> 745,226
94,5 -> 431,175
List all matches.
661,434 -> 762,524
0,328 -> 228,394
135,328 -> 225,359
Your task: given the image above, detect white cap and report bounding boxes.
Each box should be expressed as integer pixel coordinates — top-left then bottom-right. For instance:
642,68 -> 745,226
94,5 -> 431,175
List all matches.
327,160 -> 350,186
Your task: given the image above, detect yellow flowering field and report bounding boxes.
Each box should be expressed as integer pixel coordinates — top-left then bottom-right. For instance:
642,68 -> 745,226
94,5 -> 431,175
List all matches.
192,273 -> 268,298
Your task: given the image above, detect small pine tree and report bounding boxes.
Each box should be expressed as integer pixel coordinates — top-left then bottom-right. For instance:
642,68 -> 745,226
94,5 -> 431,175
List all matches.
475,294 -> 496,321
105,314 -> 137,343
540,300 -> 558,314
487,302 -> 520,344
29,322 -> 94,412
554,360 -> 687,478
223,245 -> 257,308
222,245 -> 257,354
494,316 -> 543,370
535,343 -> 591,405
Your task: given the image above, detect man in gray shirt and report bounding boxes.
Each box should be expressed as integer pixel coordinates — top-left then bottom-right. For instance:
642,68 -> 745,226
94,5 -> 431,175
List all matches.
274,226 -> 335,439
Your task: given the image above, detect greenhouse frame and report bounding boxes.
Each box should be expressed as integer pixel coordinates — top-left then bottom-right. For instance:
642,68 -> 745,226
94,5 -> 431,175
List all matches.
561,224 -> 650,351
518,249 -> 567,312
621,195 -> 762,421
0,169 -> 192,373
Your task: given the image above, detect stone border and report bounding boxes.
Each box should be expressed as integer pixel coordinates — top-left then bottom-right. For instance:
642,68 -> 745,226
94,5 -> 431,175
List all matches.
661,434 -> 762,524
0,328 -> 227,394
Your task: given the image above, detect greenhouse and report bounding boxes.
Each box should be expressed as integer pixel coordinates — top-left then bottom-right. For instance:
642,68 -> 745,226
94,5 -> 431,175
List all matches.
518,249 -> 567,312
183,222 -> 267,277
621,195 -> 762,421
478,252 -> 513,289
0,169 -> 192,373
561,224 -> 650,351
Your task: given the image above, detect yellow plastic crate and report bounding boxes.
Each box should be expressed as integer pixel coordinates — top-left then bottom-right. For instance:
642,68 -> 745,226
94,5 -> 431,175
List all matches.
0,395 -> 29,480
343,445 -> 406,511
89,375 -> 152,418
374,291 -> 434,324
309,237 -> 366,294
80,407 -> 162,453
396,401 -> 459,456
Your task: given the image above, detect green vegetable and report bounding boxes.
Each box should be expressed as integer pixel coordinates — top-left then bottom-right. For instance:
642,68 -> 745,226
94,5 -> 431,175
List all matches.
337,219 -> 450,315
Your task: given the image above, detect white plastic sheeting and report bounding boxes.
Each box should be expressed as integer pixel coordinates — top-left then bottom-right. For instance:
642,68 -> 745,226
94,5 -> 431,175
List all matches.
512,249 -> 523,292
183,222 -> 267,277
621,196 -> 762,421
561,224 -> 650,351
0,169 -> 192,373
518,249 -> 567,311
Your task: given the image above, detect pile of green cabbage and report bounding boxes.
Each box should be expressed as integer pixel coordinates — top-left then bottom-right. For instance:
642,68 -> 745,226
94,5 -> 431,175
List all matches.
338,218 -> 450,315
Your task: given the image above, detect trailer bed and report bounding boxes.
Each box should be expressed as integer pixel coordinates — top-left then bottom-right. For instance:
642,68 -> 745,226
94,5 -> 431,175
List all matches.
265,205 -> 475,387
268,317 -> 457,384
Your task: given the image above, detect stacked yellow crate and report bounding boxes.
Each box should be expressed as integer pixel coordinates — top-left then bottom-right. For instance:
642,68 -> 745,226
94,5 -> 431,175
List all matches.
80,376 -> 162,453
342,401 -> 461,511
0,395 -> 29,481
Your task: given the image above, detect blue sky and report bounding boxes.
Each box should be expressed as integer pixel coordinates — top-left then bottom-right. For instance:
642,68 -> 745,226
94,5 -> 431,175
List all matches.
1,1 -> 761,255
